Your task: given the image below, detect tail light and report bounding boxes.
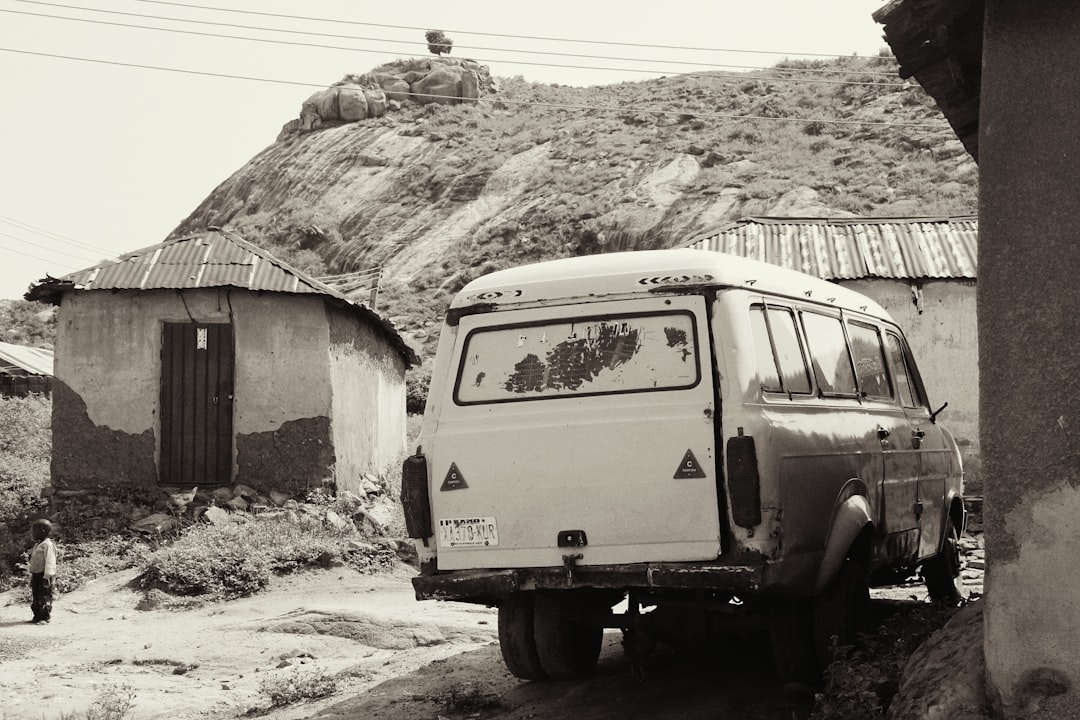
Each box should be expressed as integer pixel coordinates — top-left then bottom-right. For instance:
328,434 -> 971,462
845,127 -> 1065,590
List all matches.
400,453 -> 433,538
726,435 -> 762,528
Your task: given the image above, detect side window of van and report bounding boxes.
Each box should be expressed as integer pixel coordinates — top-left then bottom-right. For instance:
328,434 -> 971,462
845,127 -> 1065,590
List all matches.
801,312 -> 858,396
749,305 -> 811,394
847,321 -> 893,400
885,333 -> 921,408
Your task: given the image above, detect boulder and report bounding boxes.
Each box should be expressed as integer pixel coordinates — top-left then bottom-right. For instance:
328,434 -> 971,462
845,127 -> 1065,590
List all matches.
202,506 -> 230,525
311,88 -> 340,121
224,496 -> 249,512
461,70 -> 480,101
269,490 -> 291,507
325,509 -> 353,532
887,601 -> 990,720
211,487 -> 234,503
132,513 -> 177,535
233,484 -> 259,500
373,73 -> 410,102
412,68 -> 463,105
363,89 -> 387,118
337,84 -> 368,121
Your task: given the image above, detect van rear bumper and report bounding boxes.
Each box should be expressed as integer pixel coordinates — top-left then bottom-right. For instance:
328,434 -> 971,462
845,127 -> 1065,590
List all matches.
411,560 -> 766,604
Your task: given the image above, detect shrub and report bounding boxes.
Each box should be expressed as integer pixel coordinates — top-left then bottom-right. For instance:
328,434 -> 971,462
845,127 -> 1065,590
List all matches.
0,394 -> 51,580
140,521 -> 272,598
259,668 -> 338,708
57,684 -> 136,720
406,365 -> 432,414
139,513 -> 394,600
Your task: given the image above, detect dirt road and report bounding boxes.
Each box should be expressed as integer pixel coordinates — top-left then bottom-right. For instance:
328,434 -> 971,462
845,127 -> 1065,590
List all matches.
0,532 -> 984,720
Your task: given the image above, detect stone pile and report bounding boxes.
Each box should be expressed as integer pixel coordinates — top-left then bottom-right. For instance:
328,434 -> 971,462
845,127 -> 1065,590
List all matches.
132,476 -> 401,540
278,56 -> 496,138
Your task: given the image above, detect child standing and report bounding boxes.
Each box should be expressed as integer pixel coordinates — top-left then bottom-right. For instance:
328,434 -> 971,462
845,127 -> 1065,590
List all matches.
27,518 -> 57,624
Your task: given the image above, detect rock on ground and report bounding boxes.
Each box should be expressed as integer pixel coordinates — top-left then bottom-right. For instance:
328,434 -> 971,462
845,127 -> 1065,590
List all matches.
888,600 -> 992,720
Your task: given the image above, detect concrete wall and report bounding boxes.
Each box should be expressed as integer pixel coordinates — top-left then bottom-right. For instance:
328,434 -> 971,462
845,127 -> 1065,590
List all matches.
841,279 -> 981,491
52,288 -> 405,496
326,305 -> 408,495
980,3 -> 1080,716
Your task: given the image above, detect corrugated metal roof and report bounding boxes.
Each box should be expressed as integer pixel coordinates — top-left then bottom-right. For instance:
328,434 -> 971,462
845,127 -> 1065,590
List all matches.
684,216 -> 978,280
25,229 -> 419,367
43,230 -> 336,295
0,341 -> 53,376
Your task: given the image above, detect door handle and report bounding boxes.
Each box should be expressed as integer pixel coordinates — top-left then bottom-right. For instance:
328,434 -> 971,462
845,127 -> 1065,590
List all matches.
877,426 -> 891,440
913,428 -> 925,449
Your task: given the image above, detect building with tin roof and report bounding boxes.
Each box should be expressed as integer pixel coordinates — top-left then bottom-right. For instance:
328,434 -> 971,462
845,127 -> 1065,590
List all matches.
27,229 -> 417,498
0,341 -> 54,396
686,215 -> 980,489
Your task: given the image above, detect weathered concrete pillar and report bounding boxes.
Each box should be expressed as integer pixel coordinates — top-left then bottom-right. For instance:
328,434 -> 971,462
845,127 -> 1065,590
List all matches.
980,2 -> 1080,716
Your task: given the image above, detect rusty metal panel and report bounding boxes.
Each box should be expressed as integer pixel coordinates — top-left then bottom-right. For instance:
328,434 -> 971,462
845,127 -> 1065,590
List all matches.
686,217 -> 978,281
160,322 -> 233,486
0,341 -> 53,376
197,263 -> 255,288
87,258 -> 155,289
205,236 -> 252,264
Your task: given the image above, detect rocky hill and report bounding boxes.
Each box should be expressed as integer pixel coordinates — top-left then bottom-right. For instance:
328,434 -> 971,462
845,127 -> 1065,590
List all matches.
170,54 -> 978,361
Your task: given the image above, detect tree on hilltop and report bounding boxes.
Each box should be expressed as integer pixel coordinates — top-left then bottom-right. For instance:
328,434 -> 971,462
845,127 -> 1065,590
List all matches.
425,30 -> 453,56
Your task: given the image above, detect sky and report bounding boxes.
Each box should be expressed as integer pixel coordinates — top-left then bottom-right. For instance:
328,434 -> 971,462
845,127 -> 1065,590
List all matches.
0,0 -> 891,301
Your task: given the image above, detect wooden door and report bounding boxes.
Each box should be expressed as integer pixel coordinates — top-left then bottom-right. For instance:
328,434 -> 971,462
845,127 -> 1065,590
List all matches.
160,323 -> 234,485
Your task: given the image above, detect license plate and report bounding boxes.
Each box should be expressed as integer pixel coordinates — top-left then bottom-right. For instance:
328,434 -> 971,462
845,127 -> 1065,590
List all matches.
438,517 -> 499,548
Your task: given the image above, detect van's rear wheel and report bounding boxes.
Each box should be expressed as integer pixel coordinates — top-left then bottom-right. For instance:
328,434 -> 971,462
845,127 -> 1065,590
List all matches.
769,598 -> 819,682
812,557 -> 870,668
532,594 -> 603,680
922,517 -> 964,605
498,593 -> 547,680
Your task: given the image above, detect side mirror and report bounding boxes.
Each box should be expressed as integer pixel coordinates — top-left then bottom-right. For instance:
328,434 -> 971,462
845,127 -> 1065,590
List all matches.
930,402 -> 949,424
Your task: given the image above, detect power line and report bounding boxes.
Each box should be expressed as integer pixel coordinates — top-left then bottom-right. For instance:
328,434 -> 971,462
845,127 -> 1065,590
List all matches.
0,235 -> 91,268
0,46 -> 947,130
0,230 -> 102,264
0,214 -> 115,256
135,0 -> 885,60
16,0 -> 899,78
2,8 -> 912,89
0,46 -> 322,88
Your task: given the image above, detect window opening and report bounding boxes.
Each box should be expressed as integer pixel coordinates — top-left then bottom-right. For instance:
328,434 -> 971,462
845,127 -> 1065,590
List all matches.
847,321 -> 893,400
802,311 -> 858,396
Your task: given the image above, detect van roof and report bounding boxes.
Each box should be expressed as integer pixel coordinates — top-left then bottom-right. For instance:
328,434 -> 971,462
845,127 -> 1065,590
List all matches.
452,249 -> 893,320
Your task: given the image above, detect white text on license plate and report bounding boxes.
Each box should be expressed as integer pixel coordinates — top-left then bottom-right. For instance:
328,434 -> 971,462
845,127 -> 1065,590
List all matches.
439,517 -> 499,548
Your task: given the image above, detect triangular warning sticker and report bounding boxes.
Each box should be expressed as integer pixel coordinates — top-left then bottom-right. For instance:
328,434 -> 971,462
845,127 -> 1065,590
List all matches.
440,462 -> 469,491
673,449 -> 707,479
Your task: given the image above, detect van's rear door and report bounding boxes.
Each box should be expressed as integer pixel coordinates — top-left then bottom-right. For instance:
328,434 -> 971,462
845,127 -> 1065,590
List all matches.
429,296 -> 721,571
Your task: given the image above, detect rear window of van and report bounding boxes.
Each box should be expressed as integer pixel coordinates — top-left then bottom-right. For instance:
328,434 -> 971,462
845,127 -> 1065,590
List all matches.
454,311 -> 700,404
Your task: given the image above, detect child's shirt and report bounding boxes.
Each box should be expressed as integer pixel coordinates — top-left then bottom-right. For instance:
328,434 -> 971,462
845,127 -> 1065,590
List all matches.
28,538 -> 56,576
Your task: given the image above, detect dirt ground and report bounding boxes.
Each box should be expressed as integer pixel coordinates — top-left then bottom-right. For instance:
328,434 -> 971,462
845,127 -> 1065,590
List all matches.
0,533 -> 985,720
0,563 -> 497,720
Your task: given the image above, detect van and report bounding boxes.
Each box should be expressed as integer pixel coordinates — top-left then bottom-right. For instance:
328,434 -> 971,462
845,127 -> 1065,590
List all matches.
400,249 -> 964,681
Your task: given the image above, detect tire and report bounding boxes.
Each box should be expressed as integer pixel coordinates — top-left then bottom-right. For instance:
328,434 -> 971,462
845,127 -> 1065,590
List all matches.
532,593 -> 603,680
922,517 -> 964,605
498,593 -> 547,680
812,557 -> 870,669
768,597 -> 820,682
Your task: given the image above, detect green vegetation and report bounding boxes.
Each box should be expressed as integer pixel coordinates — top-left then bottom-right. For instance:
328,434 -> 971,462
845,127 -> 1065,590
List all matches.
55,684 -> 136,720
0,298 -> 56,346
425,29 -> 453,56
257,667 -> 340,709
0,394 -> 51,588
139,511 -> 394,601
810,602 -> 961,719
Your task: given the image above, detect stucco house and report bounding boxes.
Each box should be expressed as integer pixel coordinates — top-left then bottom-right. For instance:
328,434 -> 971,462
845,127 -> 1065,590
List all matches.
876,2 -> 1080,714
0,341 -> 54,396
26,229 -> 417,498
685,215 -> 980,488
